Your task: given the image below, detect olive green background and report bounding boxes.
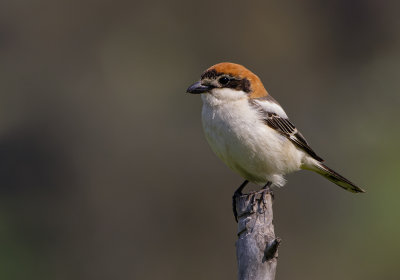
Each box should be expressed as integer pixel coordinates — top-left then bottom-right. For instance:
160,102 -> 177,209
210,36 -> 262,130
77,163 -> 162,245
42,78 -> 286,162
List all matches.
0,1 -> 399,279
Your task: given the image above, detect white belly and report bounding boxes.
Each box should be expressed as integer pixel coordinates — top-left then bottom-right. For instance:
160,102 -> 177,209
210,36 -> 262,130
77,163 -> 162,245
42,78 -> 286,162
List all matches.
201,96 -> 303,186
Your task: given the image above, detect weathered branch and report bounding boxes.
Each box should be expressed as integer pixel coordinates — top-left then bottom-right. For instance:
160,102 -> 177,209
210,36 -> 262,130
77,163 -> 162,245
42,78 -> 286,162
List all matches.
234,189 -> 280,280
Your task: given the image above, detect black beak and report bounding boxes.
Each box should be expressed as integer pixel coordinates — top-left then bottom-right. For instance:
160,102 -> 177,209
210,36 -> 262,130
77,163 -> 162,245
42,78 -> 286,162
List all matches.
186,81 -> 212,94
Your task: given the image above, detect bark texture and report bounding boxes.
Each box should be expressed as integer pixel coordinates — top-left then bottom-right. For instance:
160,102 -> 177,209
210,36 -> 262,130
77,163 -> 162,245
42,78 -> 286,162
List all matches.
234,189 -> 280,280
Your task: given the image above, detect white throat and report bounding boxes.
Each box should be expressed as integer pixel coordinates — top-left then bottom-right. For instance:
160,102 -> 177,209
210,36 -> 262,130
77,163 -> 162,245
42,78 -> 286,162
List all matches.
201,88 -> 248,107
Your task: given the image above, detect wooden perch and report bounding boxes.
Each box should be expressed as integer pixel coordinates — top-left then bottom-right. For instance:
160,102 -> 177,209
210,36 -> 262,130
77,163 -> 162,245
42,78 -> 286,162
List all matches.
233,188 -> 280,280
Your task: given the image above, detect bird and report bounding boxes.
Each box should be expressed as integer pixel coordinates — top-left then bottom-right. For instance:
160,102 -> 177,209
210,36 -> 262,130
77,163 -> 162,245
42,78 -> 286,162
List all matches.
186,62 -> 365,194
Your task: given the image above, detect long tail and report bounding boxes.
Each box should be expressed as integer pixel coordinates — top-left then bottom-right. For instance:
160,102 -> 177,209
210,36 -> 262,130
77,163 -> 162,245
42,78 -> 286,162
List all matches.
311,162 -> 366,193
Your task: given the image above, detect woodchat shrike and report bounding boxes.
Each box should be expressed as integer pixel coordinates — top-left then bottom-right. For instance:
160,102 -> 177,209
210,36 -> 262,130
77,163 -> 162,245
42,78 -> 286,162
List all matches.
187,62 -> 365,193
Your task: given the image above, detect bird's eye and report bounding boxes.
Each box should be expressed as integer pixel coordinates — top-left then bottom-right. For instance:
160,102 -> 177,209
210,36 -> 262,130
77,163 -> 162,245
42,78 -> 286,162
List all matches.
218,77 -> 230,85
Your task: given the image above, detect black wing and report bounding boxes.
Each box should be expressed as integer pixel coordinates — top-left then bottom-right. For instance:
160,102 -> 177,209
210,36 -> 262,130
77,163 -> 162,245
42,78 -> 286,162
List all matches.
264,112 -> 323,162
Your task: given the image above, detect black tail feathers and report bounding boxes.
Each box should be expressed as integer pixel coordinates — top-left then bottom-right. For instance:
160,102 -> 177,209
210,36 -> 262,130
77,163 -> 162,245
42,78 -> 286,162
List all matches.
314,163 -> 366,193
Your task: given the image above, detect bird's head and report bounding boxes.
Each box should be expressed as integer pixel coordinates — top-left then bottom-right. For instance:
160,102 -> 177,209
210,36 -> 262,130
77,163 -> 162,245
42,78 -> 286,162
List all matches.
186,62 -> 268,101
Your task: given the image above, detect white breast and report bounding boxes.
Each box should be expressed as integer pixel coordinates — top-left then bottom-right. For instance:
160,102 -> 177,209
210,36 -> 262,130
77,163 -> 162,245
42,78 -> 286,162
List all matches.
201,92 -> 303,186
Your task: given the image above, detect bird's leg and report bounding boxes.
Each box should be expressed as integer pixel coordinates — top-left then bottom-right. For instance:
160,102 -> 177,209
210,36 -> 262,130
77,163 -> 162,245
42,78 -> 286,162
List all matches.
261,181 -> 273,202
262,181 -> 272,190
235,180 -> 249,196
233,180 -> 249,222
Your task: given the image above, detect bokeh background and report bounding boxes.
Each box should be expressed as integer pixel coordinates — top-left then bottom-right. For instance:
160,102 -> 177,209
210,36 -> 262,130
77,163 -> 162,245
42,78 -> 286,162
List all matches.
0,0 -> 399,279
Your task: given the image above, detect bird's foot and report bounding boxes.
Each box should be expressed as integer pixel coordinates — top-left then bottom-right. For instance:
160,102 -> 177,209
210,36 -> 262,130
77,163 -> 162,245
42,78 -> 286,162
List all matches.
261,181 -> 274,201
233,181 -> 274,222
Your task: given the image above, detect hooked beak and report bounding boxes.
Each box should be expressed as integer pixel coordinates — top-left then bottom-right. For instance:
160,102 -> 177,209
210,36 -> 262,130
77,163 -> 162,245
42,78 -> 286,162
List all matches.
186,81 -> 212,94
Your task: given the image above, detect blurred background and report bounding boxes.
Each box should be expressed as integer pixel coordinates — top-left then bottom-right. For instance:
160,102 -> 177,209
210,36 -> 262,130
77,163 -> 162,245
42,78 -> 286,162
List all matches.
0,0 -> 399,279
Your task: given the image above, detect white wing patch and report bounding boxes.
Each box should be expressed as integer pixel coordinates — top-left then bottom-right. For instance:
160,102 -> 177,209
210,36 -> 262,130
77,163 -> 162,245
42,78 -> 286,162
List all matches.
252,98 -> 288,118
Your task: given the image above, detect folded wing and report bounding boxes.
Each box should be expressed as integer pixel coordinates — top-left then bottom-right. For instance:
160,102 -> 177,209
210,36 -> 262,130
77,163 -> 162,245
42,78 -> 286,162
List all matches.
250,96 -> 324,162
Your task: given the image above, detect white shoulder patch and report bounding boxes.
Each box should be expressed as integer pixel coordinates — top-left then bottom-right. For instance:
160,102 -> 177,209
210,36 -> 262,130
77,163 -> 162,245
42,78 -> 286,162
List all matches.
253,99 -> 288,118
